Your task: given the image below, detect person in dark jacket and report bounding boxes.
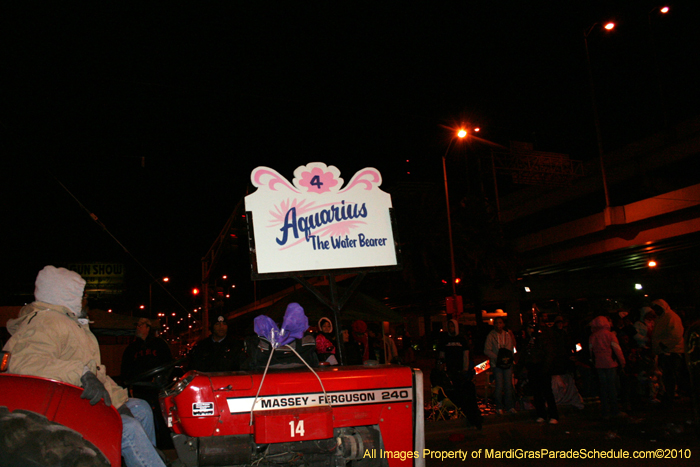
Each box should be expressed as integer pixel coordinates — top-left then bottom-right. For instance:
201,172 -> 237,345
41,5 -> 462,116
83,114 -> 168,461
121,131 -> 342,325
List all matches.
342,324 -> 364,365
520,322 -> 559,424
121,317 -> 173,384
436,319 -> 483,430
188,315 -> 243,372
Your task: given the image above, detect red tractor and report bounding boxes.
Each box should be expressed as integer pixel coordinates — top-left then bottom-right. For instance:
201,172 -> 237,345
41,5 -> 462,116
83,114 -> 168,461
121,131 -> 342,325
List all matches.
1,350 -> 426,467
161,364 -> 426,467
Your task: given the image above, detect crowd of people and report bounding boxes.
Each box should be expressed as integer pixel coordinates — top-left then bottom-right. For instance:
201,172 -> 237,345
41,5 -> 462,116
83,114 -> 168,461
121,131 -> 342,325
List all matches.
439,300 -> 692,429
0,266 -> 413,466
2,265 -> 695,465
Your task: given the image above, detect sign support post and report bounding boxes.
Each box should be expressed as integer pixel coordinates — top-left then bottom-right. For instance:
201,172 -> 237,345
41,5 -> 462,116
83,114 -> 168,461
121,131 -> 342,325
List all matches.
245,163 -> 402,365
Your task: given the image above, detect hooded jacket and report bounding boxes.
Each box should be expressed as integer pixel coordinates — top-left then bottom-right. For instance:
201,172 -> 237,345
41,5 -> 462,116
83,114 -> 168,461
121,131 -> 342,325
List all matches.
316,317 -> 336,357
589,315 -> 625,369
2,266 -> 128,408
651,299 -> 685,355
484,326 -> 516,368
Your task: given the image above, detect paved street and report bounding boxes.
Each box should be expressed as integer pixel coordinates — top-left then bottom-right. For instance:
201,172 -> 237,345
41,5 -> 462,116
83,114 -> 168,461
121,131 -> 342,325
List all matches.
424,398 -> 698,466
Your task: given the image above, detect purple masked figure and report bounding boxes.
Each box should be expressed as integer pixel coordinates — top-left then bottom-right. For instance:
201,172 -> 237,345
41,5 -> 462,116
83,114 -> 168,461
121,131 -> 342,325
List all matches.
253,303 -> 309,348
279,302 -> 308,346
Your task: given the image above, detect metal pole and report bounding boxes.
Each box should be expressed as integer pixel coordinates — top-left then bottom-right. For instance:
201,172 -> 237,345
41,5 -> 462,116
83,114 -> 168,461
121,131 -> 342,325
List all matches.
648,9 -> 669,130
584,28 -> 611,208
327,274 -> 346,366
442,140 -> 457,299
490,149 -> 501,223
202,259 -> 209,338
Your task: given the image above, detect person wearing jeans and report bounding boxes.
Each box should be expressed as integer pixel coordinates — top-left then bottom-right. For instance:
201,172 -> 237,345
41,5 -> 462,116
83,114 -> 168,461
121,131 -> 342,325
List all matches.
484,318 -> 516,414
3,266 -> 166,467
589,315 -> 626,418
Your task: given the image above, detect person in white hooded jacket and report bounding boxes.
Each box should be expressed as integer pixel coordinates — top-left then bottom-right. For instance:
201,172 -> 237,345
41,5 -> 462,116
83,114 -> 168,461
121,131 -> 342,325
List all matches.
3,266 -> 166,467
651,299 -> 685,404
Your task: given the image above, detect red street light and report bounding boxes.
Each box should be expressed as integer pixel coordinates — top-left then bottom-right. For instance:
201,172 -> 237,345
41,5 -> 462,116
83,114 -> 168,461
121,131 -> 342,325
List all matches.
192,288 -> 200,295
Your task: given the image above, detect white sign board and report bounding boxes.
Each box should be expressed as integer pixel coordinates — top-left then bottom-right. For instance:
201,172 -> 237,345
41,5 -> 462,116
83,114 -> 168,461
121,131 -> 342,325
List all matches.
245,163 -> 399,276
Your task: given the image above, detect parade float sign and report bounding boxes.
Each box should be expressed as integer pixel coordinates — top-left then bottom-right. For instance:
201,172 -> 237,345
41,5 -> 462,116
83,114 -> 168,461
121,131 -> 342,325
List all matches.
244,163 -> 400,278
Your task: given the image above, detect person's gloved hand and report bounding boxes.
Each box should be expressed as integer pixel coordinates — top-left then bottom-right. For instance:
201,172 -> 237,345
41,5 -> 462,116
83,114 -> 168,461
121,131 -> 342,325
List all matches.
117,404 -> 134,418
80,371 -> 112,406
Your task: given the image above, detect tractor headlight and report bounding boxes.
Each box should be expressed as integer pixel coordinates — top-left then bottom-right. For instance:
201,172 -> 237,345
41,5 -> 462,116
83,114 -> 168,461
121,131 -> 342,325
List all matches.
161,373 -> 195,398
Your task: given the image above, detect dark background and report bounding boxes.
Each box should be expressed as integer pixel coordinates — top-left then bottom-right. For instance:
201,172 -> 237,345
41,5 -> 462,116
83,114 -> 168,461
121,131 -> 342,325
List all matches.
2,2 -> 698,314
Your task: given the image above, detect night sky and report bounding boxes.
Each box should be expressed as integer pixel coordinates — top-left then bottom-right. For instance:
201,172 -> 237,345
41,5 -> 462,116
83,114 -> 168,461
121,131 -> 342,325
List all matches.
2,2 -> 699,312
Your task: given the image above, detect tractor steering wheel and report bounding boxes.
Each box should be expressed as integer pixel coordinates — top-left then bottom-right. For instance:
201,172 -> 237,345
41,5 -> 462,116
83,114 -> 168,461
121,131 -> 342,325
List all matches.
124,357 -> 187,391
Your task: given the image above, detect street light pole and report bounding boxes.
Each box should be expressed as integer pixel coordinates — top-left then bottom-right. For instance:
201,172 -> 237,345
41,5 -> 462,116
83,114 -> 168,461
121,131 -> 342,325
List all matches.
442,129 -> 467,304
442,142 -> 458,299
648,6 -> 670,130
584,22 -> 614,209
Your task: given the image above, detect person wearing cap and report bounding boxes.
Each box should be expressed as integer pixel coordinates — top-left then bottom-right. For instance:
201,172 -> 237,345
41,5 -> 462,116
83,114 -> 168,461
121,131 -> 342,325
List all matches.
188,315 -> 243,372
2,266 -> 167,467
121,317 -> 173,386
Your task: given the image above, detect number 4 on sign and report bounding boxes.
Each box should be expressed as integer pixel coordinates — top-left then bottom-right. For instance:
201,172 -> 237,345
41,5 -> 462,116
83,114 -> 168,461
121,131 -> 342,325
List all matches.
310,175 -> 323,189
289,420 -> 305,437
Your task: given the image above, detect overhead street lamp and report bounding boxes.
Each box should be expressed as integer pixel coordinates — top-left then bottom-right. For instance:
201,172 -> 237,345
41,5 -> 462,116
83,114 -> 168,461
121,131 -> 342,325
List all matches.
583,20 -> 615,209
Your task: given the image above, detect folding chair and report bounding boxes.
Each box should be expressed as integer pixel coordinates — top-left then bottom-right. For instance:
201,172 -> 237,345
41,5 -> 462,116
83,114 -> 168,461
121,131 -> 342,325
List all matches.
429,386 -> 465,420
